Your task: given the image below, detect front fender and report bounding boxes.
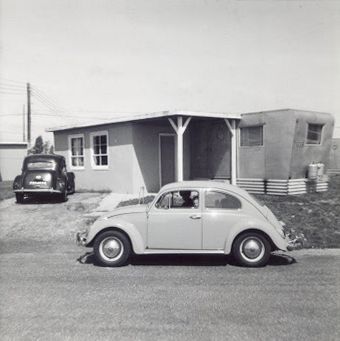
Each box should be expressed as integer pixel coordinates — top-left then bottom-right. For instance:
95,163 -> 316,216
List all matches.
224,218 -> 288,254
86,217 -> 146,254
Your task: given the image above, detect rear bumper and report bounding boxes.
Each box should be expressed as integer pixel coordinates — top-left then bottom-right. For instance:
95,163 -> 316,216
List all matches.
14,188 -> 62,194
287,238 -> 304,251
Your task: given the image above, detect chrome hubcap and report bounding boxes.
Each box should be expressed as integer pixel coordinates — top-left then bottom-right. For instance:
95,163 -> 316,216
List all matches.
240,237 -> 265,262
99,237 -> 123,262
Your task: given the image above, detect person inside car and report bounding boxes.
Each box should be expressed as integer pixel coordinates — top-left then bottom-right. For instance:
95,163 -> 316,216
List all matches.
180,191 -> 195,208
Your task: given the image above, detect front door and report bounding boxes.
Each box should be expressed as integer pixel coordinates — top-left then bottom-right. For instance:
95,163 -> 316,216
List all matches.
147,189 -> 202,249
159,134 -> 175,187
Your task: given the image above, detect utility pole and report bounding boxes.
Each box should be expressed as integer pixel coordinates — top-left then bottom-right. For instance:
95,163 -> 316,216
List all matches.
23,104 -> 26,142
27,83 -> 31,146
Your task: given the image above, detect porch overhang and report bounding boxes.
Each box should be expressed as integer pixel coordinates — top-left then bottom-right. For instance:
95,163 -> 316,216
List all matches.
167,112 -> 241,186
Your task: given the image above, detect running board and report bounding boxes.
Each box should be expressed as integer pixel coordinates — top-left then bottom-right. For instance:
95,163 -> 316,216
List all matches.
143,249 -> 226,255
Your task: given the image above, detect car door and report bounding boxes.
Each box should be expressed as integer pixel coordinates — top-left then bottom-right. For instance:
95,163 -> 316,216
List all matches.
202,189 -> 244,249
147,189 -> 202,249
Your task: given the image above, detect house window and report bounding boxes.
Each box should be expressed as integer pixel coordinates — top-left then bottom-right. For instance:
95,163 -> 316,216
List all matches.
306,124 -> 323,145
69,134 -> 84,168
240,126 -> 263,146
90,131 -> 109,168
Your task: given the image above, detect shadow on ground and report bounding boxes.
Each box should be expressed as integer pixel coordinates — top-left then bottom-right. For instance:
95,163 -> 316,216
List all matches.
15,194 -> 71,205
77,252 -> 296,267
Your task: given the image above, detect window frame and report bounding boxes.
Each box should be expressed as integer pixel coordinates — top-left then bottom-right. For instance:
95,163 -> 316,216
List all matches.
239,125 -> 264,147
90,130 -> 109,170
305,123 -> 324,146
203,189 -> 242,211
68,134 -> 85,170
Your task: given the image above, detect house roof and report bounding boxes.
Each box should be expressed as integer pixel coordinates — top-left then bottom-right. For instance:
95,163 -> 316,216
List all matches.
0,142 -> 28,146
46,110 -> 242,132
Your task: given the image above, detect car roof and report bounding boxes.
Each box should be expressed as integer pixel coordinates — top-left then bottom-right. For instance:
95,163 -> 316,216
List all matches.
24,154 -> 65,161
160,181 -> 248,195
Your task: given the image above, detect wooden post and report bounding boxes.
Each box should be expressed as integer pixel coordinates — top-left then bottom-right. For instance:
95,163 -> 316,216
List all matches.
27,83 -> 31,146
231,120 -> 237,185
168,116 -> 191,182
224,118 -> 237,185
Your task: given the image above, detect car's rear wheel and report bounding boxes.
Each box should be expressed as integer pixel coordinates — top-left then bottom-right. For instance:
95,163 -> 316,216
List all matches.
15,193 -> 24,204
59,190 -> 67,203
232,232 -> 271,267
93,230 -> 131,267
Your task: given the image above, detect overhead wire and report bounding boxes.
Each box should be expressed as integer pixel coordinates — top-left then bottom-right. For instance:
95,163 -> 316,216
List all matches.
0,77 -> 27,85
1,79 -> 133,122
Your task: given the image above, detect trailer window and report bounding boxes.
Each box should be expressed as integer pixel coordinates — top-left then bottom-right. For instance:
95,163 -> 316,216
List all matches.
240,126 -> 263,146
306,124 -> 323,145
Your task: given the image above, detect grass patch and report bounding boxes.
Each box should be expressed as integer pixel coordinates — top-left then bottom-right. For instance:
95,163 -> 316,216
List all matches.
0,181 -> 14,201
117,195 -> 155,207
254,174 -> 340,248
75,188 -> 112,194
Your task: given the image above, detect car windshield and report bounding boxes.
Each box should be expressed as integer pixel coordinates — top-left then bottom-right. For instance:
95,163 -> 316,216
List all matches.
27,161 -> 56,170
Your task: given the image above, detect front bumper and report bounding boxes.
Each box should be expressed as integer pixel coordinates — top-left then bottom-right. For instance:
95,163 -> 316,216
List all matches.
76,231 -> 88,246
14,188 -> 62,194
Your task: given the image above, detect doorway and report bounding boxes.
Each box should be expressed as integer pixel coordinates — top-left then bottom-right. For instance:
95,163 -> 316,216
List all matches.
159,134 -> 176,187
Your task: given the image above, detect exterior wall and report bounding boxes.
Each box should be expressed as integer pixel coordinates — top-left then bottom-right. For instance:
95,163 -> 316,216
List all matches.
238,110 -> 296,179
289,110 -> 334,178
191,120 -> 231,179
53,119 -> 190,193
131,121 -> 174,193
0,144 -> 28,181
238,109 -> 334,180
54,123 -> 134,192
238,113 -> 266,179
328,138 -> 340,174
131,120 -> 191,193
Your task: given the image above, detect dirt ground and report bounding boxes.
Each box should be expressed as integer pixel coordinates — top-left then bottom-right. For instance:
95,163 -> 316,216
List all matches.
0,193 -> 107,244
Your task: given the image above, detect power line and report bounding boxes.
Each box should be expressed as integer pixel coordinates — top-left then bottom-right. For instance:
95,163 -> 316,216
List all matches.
0,89 -> 25,95
31,86 -> 67,112
32,94 -> 64,113
0,83 -> 26,90
0,113 -> 23,116
0,77 -> 26,85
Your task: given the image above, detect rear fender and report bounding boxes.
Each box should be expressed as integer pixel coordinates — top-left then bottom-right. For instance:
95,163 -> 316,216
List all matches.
224,219 -> 288,254
13,175 -> 23,190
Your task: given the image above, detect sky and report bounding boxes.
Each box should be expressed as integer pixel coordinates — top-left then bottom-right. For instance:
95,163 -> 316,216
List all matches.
0,0 -> 340,145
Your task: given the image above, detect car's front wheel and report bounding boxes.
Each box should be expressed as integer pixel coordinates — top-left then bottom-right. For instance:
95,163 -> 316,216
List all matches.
232,232 -> 271,267
93,230 -> 131,267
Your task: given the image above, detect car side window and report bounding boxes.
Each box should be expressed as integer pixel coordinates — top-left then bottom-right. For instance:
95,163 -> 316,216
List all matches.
205,191 -> 241,209
155,190 -> 199,209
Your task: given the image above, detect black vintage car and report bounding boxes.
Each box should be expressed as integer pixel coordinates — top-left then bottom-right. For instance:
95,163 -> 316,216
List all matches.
13,154 -> 75,203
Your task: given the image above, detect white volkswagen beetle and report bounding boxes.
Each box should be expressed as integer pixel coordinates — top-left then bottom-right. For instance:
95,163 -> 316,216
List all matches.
77,181 -> 297,267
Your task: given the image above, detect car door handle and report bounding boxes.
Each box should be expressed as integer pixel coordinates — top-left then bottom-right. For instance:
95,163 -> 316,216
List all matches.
190,214 -> 201,219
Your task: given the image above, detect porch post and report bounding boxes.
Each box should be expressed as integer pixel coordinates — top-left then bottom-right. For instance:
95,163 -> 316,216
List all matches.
231,120 -> 237,185
224,118 -> 237,185
168,116 -> 191,182
177,117 -> 184,181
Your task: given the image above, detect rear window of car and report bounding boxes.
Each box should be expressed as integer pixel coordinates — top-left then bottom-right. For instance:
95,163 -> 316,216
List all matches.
27,161 -> 56,170
205,191 -> 241,209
